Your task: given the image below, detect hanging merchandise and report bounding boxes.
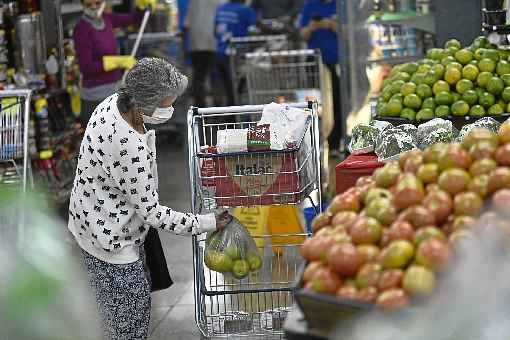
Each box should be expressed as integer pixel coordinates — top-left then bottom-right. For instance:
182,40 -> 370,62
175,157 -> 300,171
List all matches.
416,0 -> 431,14
45,49 -> 59,89
34,96 -> 51,154
15,12 -> 46,75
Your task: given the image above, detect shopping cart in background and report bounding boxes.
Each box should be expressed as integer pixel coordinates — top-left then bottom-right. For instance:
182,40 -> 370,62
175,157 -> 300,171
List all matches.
244,49 -> 334,195
0,89 -> 32,245
188,102 -> 322,339
227,35 -> 288,105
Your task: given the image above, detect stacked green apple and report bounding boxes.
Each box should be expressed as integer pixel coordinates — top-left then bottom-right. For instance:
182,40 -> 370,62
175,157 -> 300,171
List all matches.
301,120 -> 510,311
204,230 -> 263,280
378,36 -> 510,121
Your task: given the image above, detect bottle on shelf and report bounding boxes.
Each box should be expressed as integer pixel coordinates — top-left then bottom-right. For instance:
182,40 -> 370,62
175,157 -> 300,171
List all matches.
405,27 -> 418,56
17,0 -> 38,14
387,0 -> 398,12
373,0 -> 384,18
416,0 -> 431,14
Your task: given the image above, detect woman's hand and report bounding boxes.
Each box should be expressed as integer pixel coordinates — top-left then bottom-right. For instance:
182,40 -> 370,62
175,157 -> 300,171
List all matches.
215,210 -> 232,231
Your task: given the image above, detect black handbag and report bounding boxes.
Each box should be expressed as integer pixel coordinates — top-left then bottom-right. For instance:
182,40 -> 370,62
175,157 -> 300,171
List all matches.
143,228 -> 173,292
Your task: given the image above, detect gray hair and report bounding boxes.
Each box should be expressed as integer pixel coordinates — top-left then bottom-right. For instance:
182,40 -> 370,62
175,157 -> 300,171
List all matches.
117,57 -> 188,115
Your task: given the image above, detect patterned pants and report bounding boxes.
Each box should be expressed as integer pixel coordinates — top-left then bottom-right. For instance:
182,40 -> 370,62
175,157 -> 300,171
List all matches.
82,249 -> 152,340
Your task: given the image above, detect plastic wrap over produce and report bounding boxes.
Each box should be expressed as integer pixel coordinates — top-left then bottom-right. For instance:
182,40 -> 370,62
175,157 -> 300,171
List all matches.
375,127 -> 417,162
204,216 -> 263,279
456,117 -> 502,142
348,124 -> 378,154
397,124 -> 418,144
417,118 -> 456,149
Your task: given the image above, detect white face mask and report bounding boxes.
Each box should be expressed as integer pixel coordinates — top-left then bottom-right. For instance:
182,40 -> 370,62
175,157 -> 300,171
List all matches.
84,1 -> 105,19
142,106 -> 174,125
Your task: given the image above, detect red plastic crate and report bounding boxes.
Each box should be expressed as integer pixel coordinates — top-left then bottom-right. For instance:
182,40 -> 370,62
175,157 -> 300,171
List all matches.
335,153 -> 384,194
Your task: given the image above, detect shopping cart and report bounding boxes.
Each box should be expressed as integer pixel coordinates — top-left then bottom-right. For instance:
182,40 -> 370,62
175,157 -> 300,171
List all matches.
244,49 -> 325,106
0,89 -> 32,245
244,49 -> 332,195
227,35 -> 288,105
188,102 -> 322,339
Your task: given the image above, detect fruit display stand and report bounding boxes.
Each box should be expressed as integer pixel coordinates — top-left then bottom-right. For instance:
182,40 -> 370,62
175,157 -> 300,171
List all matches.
335,153 -> 385,194
288,120 -> 510,338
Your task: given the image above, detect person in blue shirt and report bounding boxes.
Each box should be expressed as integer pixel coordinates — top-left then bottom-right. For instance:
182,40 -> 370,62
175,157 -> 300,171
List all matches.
300,0 -> 343,152
215,0 -> 257,105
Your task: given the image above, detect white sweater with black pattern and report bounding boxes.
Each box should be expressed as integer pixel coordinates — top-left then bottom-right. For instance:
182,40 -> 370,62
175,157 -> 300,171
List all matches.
68,94 -> 216,264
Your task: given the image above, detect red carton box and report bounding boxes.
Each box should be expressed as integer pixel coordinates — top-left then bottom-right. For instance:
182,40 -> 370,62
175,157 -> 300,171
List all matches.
335,153 -> 384,194
200,151 -> 304,207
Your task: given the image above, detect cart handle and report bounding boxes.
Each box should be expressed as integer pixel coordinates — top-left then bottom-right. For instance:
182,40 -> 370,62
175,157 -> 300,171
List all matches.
191,101 -> 314,116
245,49 -> 317,58
0,89 -> 32,98
228,34 -> 287,44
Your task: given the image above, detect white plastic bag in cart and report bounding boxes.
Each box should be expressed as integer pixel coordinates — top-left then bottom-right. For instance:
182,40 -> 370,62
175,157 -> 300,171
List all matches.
259,103 -> 310,150
204,216 -> 263,279
216,128 -> 248,153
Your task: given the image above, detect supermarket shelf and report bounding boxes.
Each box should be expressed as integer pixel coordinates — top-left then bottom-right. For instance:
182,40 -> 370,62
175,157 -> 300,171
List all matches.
366,11 -> 436,34
60,0 -> 121,15
366,54 -> 423,65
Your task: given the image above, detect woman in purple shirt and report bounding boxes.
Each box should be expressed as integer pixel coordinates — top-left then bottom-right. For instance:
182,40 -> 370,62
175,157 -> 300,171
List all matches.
73,0 -> 155,124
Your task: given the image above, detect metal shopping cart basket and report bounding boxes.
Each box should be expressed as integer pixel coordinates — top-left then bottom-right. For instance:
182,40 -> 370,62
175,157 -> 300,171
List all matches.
0,89 -> 32,244
188,102 -> 322,339
245,49 -> 332,194
227,35 -> 288,106
245,49 -> 326,106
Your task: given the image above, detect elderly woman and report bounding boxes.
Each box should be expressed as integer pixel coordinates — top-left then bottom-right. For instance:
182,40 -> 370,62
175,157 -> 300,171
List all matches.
67,58 -> 229,340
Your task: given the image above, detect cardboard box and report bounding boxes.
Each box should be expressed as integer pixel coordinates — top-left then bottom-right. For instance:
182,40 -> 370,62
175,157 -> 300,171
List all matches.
208,152 -> 302,206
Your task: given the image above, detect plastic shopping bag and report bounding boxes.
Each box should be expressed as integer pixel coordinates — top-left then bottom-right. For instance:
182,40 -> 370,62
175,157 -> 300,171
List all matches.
204,216 -> 263,279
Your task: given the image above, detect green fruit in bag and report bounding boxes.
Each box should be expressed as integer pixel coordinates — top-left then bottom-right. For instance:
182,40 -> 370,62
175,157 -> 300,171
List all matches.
232,260 -> 250,279
247,252 -> 263,271
225,244 -> 242,260
206,250 -> 233,273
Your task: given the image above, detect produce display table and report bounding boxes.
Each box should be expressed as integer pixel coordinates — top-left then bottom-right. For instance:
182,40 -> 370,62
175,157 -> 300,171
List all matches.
335,153 -> 385,194
284,304 -> 327,340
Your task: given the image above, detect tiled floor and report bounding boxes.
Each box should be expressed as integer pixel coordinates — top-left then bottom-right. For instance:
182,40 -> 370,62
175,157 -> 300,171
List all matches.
147,138 -> 202,339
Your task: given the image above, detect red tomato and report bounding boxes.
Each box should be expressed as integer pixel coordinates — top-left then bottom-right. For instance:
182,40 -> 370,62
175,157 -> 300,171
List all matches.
357,245 -> 381,263
312,212 -> 332,233
422,190 -> 453,224
350,217 -> 383,245
415,238 -> 452,272
327,243 -> 364,277
387,220 -> 415,242
310,267 -> 343,295
378,269 -> 404,291
356,263 -> 383,289
357,286 -> 378,303
376,289 -> 410,311
336,285 -> 359,301
303,261 -> 323,283
331,211 -> 359,232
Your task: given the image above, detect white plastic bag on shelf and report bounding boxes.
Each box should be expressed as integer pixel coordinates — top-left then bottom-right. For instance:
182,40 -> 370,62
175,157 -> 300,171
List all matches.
259,103 -> 309,150
216,129 -> 248,154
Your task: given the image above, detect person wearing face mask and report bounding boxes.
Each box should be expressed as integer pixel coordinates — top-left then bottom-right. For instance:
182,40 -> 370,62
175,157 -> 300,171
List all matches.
299,0 -> 343,154
73,0 -> 156,124
67,57 -> 232,340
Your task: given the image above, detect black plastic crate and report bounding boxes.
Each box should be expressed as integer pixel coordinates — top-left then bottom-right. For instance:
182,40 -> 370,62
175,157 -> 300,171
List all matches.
292,263 -> 372,335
